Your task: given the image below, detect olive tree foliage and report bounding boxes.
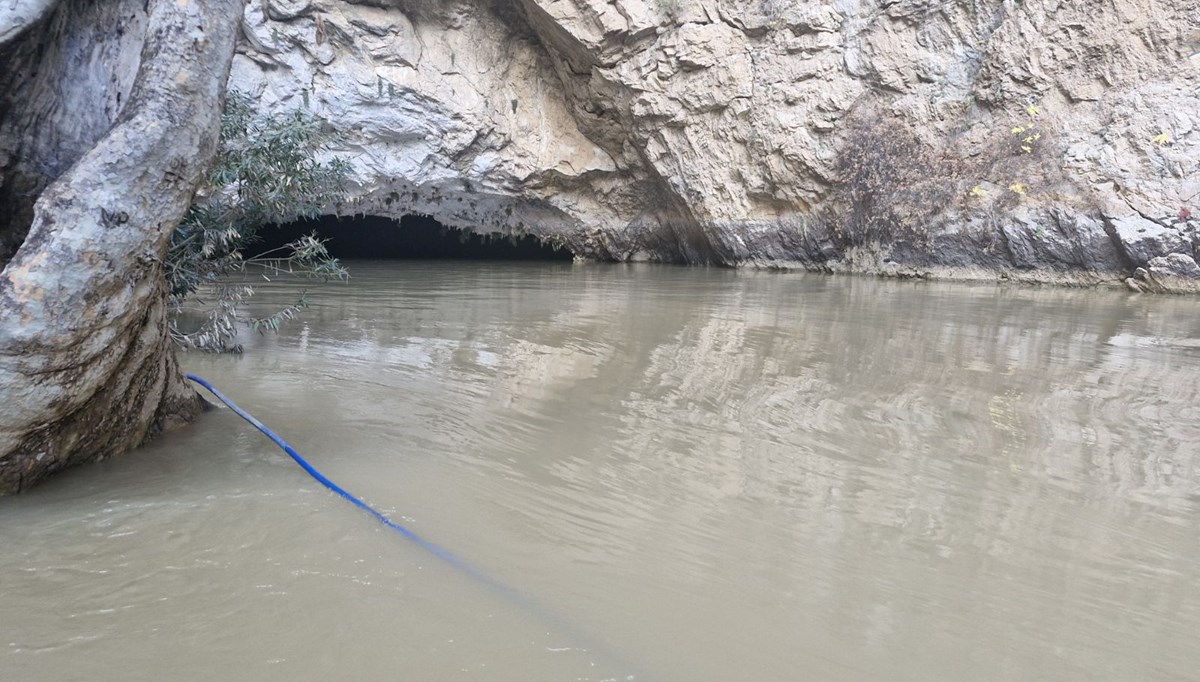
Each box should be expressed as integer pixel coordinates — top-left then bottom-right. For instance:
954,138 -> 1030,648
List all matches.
167,91 -> 350,353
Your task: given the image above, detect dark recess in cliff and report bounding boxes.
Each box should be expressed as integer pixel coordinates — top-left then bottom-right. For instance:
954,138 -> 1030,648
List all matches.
253,214 -> 573,261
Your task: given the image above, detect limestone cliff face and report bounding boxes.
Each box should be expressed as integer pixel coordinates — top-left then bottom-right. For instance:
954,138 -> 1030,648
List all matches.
233,0 -> 1200,288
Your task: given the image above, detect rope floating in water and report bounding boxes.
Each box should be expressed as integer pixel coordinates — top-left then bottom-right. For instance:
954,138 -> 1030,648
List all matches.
184,373 -> 640,679
186,373 -> 498,586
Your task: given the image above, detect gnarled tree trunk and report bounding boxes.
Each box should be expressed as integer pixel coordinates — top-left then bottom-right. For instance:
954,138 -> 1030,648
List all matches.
0,0 -> 242,493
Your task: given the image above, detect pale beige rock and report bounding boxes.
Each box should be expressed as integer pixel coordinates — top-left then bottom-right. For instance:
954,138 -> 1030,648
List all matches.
1128,254 -> 1200,294
225,0 -> 1200,286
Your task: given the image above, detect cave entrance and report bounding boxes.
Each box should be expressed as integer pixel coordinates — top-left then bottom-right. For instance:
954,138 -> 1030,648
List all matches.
252,215 -> 573,261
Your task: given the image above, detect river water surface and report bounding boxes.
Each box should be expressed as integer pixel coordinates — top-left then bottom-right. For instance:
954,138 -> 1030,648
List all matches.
3,262 -> 1199,681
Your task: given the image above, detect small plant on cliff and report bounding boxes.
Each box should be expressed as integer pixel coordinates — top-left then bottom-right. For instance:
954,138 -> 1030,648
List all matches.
1010,104 -> 1043,155
964,104 -> 1055,205
167,91 -> 350,353
836,115 -> 971,249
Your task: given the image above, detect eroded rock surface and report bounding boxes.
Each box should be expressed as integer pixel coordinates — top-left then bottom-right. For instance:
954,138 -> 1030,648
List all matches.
213,1 -> 1200,287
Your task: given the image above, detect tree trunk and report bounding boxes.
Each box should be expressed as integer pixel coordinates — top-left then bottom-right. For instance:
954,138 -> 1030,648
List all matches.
0,0 -> 242,493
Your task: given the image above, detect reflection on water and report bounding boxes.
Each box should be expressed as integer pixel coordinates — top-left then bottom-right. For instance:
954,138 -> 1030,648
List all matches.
2,262 -> 1199,681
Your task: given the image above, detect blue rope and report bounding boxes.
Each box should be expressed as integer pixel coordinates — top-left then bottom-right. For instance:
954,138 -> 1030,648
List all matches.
186,373 -> 502,589
185,373 -> 641,679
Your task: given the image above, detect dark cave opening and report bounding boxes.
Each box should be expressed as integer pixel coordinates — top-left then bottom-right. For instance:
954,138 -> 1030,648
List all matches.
250,214 -> 573,261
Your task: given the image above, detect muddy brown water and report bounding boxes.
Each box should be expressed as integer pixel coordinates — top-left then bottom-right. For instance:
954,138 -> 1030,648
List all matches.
2,262 -> 1199,681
